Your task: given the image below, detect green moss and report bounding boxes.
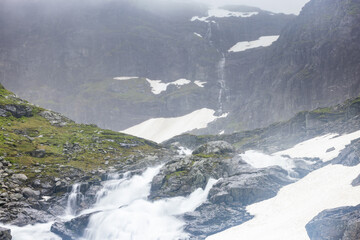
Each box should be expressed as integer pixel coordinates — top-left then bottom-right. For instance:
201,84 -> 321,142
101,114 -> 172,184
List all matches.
165,170 -> 187,180
312,107 -> 333,114
193,153 -> 218,158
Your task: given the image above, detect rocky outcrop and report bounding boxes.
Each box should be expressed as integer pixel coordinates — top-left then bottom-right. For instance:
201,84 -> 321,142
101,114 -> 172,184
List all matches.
51,212 -> 96,240
0,227 -> 12,240
192,141 -> 235,155
306,205 -> 360,240
0,104 -> 33,118
0,0 -> 293,132
220,0 -> 360,132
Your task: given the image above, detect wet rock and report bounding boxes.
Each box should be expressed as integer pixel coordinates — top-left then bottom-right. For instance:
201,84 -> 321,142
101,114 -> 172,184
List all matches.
51,212 -> 97,240
0,227 -> 12,240
306,205 -> 360,240
184,203 -> 251,239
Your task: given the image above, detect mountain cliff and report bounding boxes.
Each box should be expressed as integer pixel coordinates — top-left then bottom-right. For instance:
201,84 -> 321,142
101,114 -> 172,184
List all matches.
0,0 -> 293,131
219,0 -> 360,132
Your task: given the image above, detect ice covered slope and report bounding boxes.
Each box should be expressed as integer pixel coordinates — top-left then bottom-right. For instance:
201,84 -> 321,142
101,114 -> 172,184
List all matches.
228,36 -> 279,52
121,108 -> 227,143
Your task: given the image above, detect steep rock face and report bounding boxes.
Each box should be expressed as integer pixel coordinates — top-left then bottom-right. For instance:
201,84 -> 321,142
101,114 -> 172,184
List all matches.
306,205 -> 360,240
221,0 -> 360,132
0,0 -> 293,131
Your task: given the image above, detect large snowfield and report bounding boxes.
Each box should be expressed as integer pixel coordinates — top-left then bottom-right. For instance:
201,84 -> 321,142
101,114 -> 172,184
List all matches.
207,131 -> 360,240
228,35 -> 279,52
121,108 -> 227,143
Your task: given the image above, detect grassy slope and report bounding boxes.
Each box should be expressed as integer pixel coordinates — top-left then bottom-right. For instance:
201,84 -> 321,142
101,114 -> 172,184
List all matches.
0,83 -> 160,183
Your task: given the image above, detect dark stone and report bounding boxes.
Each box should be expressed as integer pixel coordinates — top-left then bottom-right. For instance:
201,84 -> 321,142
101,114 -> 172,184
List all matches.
352,174 -> 360,187
2,105 -> 33,118
29,149 -> 46,158
184,203 -> 251,239
51,212 -> 97,240
306,205 -> 360,240
0,227 -> 11,240
326,147 -> 335,153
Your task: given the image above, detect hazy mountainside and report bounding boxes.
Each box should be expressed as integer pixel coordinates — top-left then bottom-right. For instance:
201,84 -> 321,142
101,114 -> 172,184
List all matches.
0,0 -> 293,131
217,0 -> 360,132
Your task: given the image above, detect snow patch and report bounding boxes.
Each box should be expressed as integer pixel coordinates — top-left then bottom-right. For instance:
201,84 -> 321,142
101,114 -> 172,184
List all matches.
206,163 -> 360,240
194,81 -> 207,88
194,32 -> 203,38
228,36 -> 279,52
191,8 -> 258,22
146,78 -> 191,95
274,131 -> 360,162
121,108 -> 228,143
240,150 -> 296,173
113,77 -> 138,81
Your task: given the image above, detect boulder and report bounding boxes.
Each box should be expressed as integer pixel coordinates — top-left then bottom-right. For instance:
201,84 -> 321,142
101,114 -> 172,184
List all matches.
306,205 -> 360,240
51,212 -> 97,240
22,188 -> 40,199
11,174 -> 28,181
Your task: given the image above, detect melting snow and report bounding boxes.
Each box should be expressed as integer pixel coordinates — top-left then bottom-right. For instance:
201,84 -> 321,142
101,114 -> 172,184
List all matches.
121,108 -> 228,143
274,131 -> 360,162
146,78 -> 191,95
113,77 -> 138,81
228,36 -> 279,52
206,163 -> 360,240
194,81 -> 207,88
191,8 -> 258,22
240,150 -> 296,173
194,32 -> 203,38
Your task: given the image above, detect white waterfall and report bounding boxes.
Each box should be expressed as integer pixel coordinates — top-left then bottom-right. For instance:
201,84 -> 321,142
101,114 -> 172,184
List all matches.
82,167 -> 217,240
217,54 -> 228,114
65,183 -> 82,216
5,166 -> 217,240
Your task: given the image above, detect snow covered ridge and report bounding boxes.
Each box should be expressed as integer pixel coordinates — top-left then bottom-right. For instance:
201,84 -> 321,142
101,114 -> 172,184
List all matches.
191,7 -> 258,22
112,77 -> 207,94
228,35 -> 279,52
121,108 -> 228,143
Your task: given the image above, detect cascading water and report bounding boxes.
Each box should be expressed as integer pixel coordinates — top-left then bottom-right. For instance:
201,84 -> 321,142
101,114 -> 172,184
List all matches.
65,183 -> 82,216
216,54 -> 229,114
82,166 -> 217,240
5,166 -> 217,240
